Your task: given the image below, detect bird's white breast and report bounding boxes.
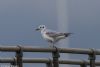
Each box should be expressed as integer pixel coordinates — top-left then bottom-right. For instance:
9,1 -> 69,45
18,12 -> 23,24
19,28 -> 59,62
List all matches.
42,32 -> 54,42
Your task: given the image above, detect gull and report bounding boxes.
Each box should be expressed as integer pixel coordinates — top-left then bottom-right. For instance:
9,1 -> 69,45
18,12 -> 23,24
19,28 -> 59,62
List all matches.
35,25 -> 72,47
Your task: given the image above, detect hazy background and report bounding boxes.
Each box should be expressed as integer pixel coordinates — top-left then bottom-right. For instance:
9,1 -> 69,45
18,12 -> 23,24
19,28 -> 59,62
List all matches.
0,0 -> 100,67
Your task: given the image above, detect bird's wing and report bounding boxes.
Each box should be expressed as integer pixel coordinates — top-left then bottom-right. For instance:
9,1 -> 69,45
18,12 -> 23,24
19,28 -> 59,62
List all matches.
46,31 -> 65,37
45,29 -> 72,38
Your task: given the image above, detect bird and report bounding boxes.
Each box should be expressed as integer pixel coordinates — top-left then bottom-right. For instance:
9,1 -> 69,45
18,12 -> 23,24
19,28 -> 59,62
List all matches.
35,25 -> 72,47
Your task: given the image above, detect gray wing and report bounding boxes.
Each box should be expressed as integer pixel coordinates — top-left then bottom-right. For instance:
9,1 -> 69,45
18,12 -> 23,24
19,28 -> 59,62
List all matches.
46,32 -> 66,37
45,29 -> 72,37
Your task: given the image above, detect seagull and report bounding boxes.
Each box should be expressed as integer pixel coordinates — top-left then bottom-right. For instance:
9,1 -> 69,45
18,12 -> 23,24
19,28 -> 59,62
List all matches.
35,25 -> 72,47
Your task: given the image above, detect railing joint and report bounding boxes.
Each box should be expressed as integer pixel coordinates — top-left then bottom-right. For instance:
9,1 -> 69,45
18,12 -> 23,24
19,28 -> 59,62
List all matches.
80,60 -> 87,67
52,46 -> 60,67
10,57 -> 17,67
15,45 -> 23,67
46,58 -> 53,67
88,48 -> 96,67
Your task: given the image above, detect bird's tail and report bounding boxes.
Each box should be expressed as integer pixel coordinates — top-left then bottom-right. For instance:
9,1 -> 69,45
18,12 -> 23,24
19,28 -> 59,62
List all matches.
64,33 -> 72,37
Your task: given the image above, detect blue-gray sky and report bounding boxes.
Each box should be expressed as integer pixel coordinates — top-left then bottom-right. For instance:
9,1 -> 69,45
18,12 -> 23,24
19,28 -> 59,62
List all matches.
0,0 -> 100,67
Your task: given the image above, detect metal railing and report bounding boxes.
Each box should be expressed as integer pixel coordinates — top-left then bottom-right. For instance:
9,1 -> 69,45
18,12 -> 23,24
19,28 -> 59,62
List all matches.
0,58 -> 100,66
0,46 -> 100,67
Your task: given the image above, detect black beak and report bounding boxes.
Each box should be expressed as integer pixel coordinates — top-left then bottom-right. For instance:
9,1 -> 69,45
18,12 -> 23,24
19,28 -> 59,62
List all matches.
35,28 -> 40,31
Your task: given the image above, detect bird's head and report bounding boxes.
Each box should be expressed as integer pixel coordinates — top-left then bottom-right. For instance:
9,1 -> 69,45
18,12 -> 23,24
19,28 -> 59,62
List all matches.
35,25 -> 46,31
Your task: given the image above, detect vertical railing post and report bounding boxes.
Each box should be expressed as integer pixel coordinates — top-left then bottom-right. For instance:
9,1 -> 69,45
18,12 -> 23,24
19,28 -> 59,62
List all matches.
80,64 -> 87,67
52,47 -> 60,67
88,49 -> 96,67
80,60 -> 87,67
16,45 -> 23,67
10,57 -> 16,67
46,59 -> 53,67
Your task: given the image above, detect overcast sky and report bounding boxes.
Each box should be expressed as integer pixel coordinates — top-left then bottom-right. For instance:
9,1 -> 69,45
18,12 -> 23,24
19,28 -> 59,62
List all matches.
0,0 -> 100,67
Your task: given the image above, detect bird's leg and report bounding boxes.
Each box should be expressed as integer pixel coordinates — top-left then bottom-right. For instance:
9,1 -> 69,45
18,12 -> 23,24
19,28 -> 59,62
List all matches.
48,43 -> 53,48
48,42 -> 56,48
52,42 -> 55,48
48,42 -> 54,48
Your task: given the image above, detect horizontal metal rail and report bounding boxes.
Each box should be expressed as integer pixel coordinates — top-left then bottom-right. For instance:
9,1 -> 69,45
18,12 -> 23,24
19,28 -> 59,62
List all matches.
0,46 -> 100,55
0,58 -> 100,66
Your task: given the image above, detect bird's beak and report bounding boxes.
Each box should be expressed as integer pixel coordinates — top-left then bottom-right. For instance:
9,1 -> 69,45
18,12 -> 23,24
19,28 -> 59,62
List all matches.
35,28 -> 40,31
